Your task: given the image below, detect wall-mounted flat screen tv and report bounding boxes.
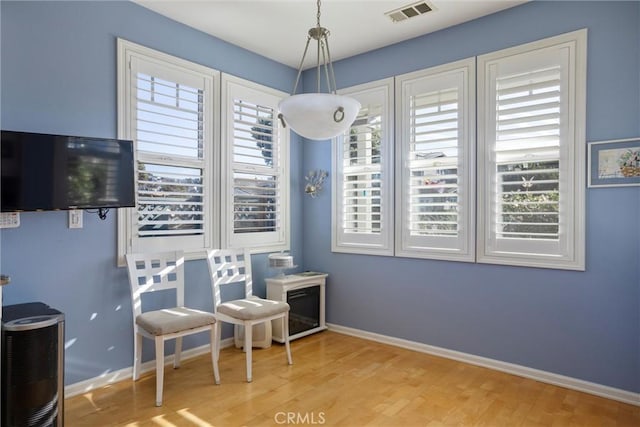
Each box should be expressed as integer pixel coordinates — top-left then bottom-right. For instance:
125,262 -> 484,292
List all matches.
1,130 -> 135,212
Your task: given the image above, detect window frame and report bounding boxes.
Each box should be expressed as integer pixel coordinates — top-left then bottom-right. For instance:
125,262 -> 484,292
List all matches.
477,29 -> 587,270
332,78 -> 395,256
117,39 -> 220,266
395,58 -> 476,262
220,73 -> 290,253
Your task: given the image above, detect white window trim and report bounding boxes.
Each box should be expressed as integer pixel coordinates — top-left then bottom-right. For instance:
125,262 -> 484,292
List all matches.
477,29 -> 587,271
116,38 -> 220,266
333,78 -> 395,256
220,73 -> 290,253
395,58 -> 476,262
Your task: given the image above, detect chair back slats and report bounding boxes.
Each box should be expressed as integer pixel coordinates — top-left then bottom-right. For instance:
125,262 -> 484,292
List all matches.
125,251 -> 186,318
206,249 -> 253,308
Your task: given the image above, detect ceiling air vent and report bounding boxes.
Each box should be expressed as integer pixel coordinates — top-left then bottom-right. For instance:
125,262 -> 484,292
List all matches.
385,1 -> 434,23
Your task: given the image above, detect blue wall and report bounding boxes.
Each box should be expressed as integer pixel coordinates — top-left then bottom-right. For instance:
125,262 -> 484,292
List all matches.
302,1 -> 640,393
1,0 -> 639,395
0,1 -> 302,385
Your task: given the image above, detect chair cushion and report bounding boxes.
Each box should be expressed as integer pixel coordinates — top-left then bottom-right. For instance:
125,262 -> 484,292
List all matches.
136,306 -> 216,335
217,297 -> 289,321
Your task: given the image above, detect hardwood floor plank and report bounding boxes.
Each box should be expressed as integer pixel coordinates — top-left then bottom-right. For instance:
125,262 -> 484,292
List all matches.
65,331 -> 640,426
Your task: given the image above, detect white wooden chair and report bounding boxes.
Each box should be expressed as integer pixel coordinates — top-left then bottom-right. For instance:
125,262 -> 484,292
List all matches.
206,248 -> 292,382
125,250 -> 220,406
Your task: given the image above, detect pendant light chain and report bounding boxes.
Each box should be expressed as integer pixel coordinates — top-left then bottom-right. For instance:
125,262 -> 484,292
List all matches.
316,0 -> 322,93
315,0 -> 325,93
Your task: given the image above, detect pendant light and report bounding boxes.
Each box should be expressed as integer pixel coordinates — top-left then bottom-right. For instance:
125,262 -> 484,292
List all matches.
277,0 -> 361,140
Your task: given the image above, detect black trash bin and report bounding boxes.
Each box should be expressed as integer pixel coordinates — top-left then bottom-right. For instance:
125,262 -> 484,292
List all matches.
2,302 -> 64,427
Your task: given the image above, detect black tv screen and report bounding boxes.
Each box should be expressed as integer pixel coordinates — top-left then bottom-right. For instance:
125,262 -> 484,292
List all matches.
1,130 -> 135,212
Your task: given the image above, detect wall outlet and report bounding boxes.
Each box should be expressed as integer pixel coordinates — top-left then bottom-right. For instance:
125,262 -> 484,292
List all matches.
69,209 -> 83,229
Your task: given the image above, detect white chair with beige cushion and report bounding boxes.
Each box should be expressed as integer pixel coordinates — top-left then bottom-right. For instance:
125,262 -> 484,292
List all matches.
206,248 -> 292,382
125,250 -> 220,406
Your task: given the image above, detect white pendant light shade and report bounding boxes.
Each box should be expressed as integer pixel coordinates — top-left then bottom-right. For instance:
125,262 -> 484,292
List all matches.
278,0 -> 360,141
278,93 -> 361,140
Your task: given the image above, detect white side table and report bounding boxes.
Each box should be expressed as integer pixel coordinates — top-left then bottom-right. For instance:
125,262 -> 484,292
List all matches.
266,272 -> 327,342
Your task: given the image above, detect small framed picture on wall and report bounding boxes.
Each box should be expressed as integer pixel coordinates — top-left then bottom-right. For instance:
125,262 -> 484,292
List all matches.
588,137 -> 640,187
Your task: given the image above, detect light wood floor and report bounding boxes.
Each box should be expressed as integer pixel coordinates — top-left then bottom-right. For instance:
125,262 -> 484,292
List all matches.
65,331 -> 639,426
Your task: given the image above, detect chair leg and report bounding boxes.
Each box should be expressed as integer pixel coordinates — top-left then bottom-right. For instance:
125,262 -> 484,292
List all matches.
244,322 -> 253,383
216,321 -> 222,360
133,332 -> 142,381
234,325 -> 244,350
283,313 -> 293,365
174,336 -> 183,369
210,326 -> 220,385
155,337 -> 165,407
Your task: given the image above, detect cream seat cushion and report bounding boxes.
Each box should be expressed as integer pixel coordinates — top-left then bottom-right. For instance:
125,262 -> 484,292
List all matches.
136,306 -> 216,335
217,296 -> 289,321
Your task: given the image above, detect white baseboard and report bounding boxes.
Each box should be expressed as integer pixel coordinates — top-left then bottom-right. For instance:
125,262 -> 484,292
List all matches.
64,337 -> 234,398
327,323 -> 640,406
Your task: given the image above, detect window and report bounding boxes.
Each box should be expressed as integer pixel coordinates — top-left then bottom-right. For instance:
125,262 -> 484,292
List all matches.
477,29 -> 586,270
331,31 -> 585,271
117,40 -> 290,264
333,79 -> 394,255
117,39 -> 219,264
395,59 -> 476,261
221,74 -> 289,252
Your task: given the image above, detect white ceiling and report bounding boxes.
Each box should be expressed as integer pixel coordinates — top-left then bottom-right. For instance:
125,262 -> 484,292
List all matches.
134,0 -> 528,69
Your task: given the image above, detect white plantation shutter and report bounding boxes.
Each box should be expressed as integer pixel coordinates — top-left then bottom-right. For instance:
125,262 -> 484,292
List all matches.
396,59 -> 475,261
136,163 -> 204,237
478,30 -> 586,270
408,88 -> 460,237
222,74 -> 289,252
333,78 -> 394,255
494,66 -> 561,240
343,111 -> 382,233
232,101 -> 278,234
117,40 -> 219,263
135,72 -> 206,239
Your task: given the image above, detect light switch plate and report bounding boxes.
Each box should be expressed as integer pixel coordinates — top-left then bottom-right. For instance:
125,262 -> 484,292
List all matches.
69,209 -> 83,229
0,212 -> 20,228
